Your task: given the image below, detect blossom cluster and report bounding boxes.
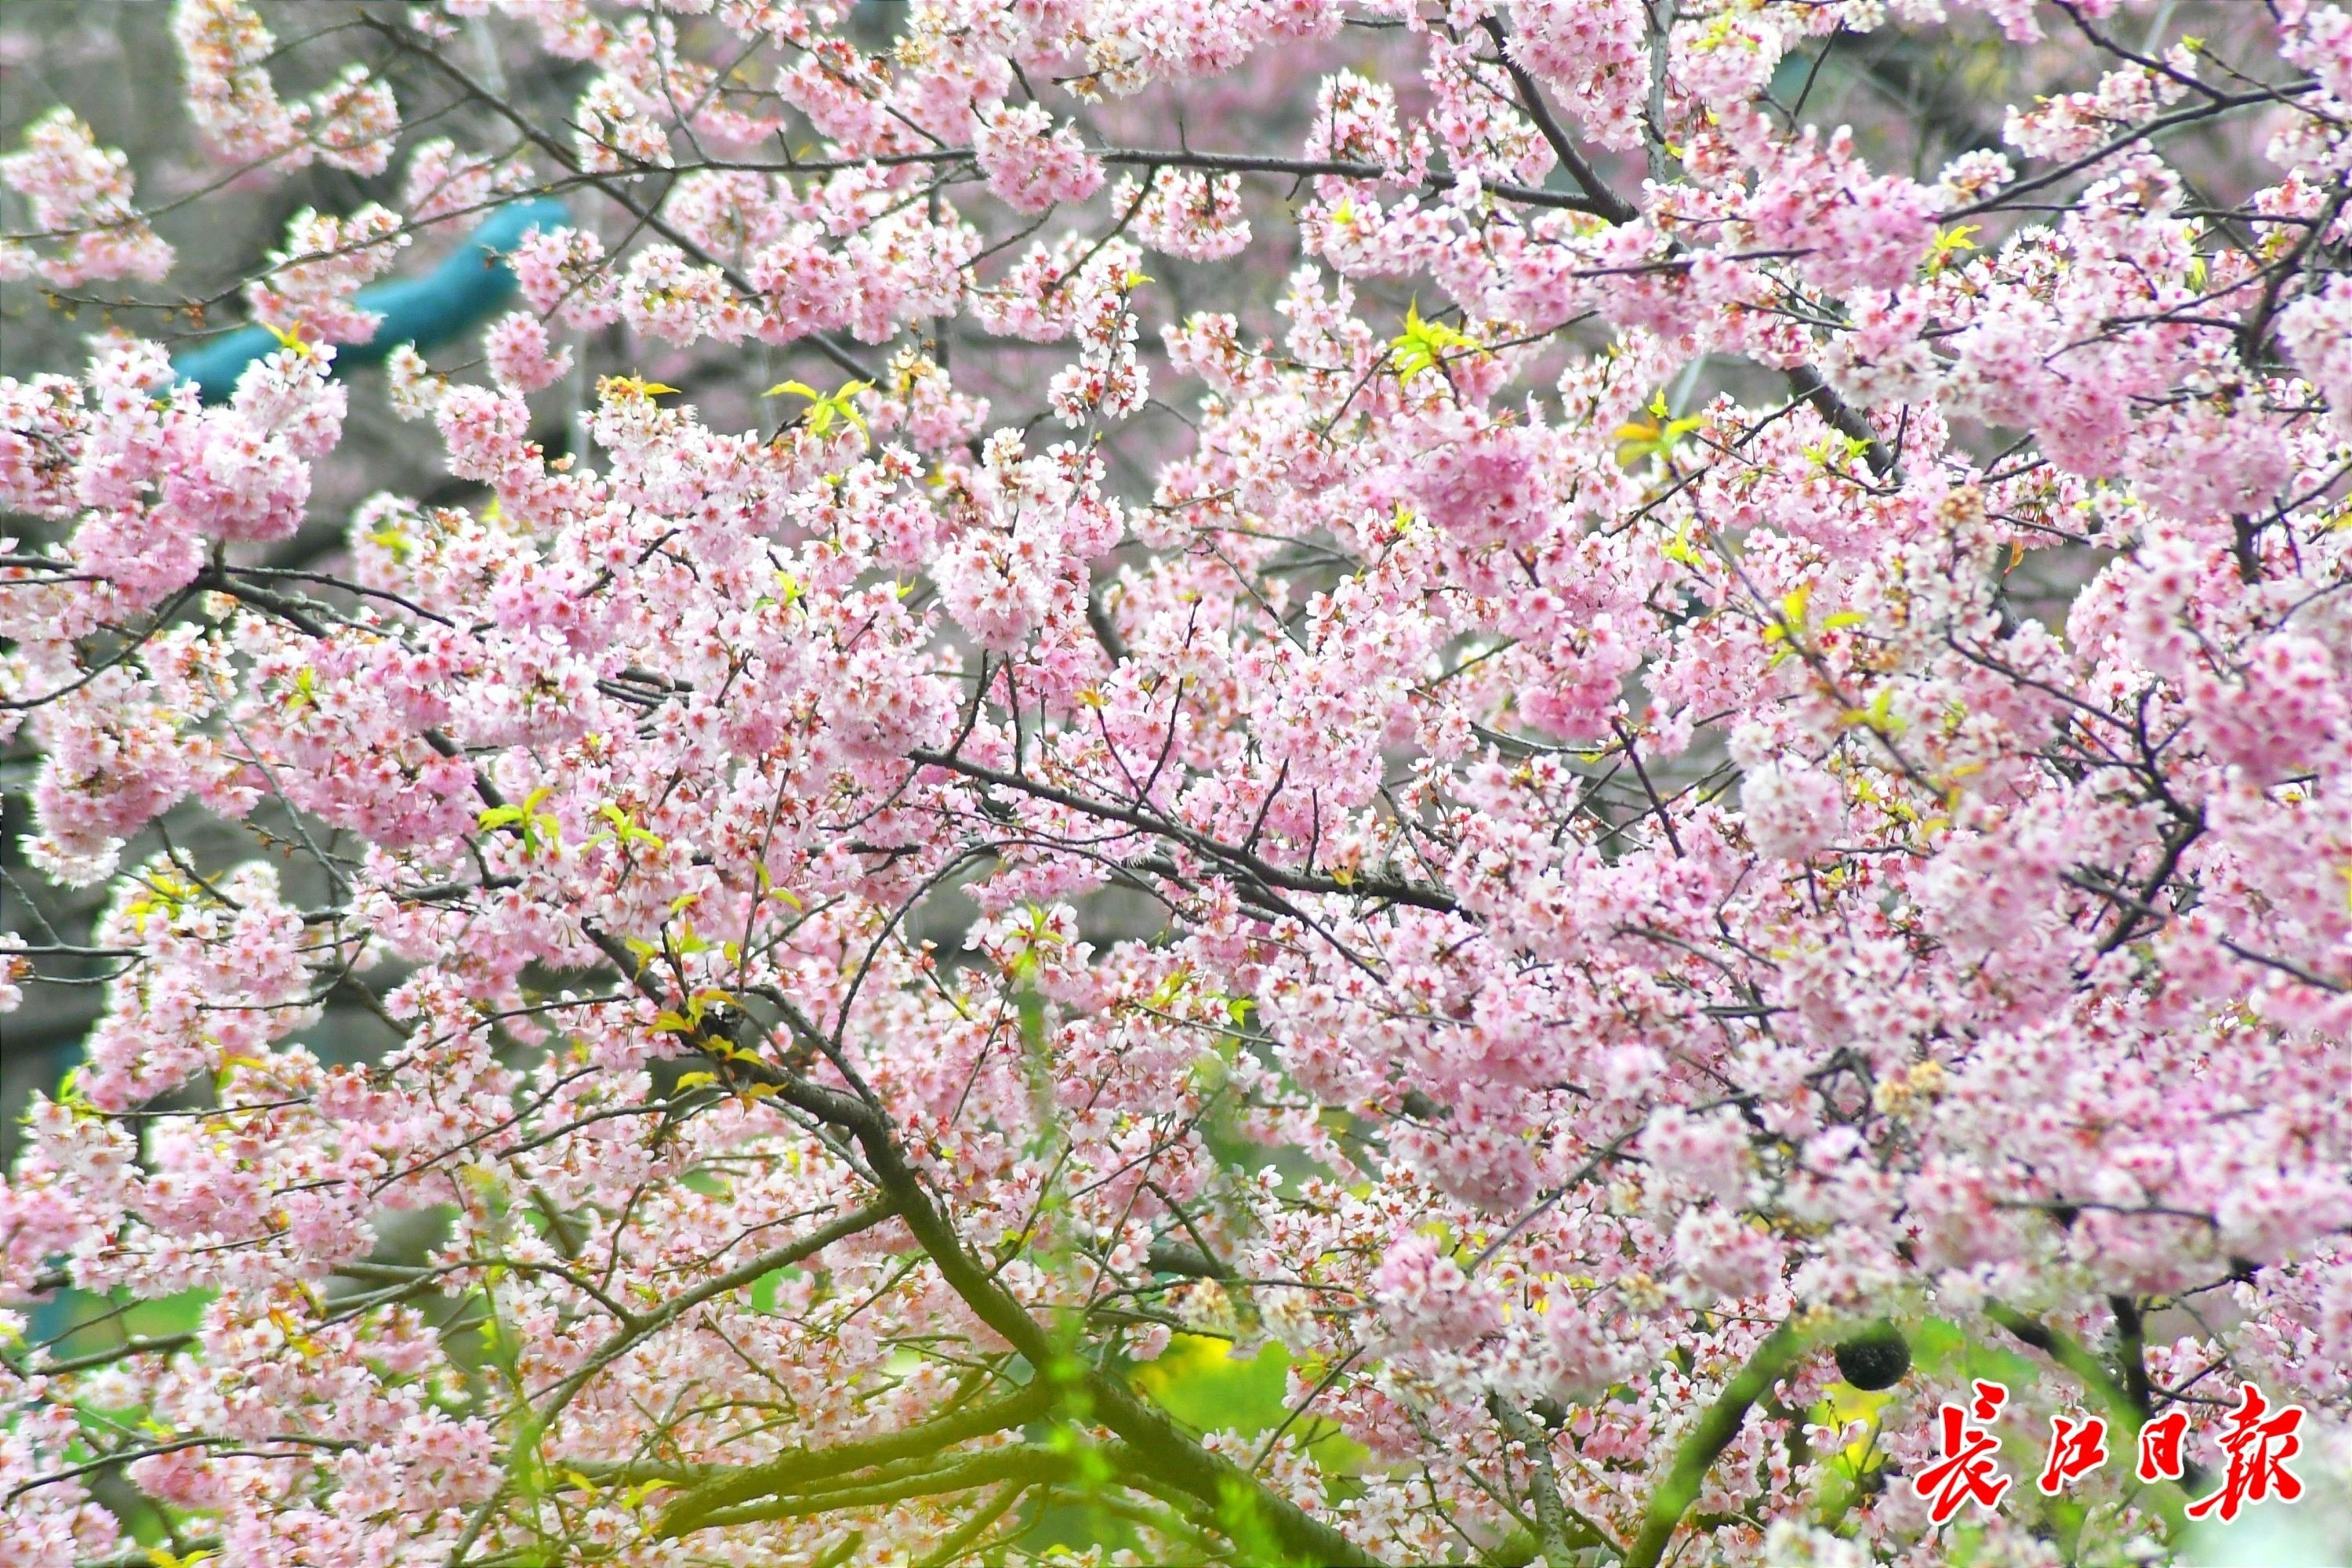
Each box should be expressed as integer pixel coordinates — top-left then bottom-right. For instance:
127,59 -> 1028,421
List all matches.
0,108 -> 172,287
4,1 -> 2352,1566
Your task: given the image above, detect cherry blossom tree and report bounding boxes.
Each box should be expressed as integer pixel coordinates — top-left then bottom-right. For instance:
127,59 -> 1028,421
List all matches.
5,1 -> 2352,1564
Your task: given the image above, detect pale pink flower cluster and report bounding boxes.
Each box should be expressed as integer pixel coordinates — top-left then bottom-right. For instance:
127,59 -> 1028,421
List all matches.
2005,61 -> 2188,162
305,63 -> 403,178
4,2 -> 2352,1566
2281,275 -> 2352,430
1671,9 -> 1791,111
400,137 -> 534,226
974,103 -> 1105,214
1305,68 -> 1421,185
1048,269 -> 1149,426
2282,3 -> 2352,106
172,0 -> 400,174
1507,0 -> 1653,151
507,222 -> 622,329
1738,756 -> 1846,860
482,311 -> 572,395
1129,169 -> 1252,262
1745,127 -> 1940,295
575,74 -> 673,173
172,0 -> 305,163
242,205 -> 409,346
0,109 -> 173,286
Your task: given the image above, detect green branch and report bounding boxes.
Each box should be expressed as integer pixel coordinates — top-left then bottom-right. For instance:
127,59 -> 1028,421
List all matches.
1624,1323 -> 1808,1568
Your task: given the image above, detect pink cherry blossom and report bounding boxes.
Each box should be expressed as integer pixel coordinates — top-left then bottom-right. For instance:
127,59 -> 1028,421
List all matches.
0,109 -> 173,286
974,103 -> 1105,214
482,311 -> 574,396
3,3 -> 2351,1566
242,206 -> 409,346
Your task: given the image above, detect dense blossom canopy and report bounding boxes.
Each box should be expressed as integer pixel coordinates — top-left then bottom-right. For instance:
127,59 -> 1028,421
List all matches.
5,1 -> 2352,1564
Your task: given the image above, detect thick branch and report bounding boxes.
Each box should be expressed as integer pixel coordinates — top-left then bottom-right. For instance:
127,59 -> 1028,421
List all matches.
572,924 -> 1381,1565
1477,16 -> 1640,226
1623,1323 -> 1806,1568
534,1198 -> 898,1433
655,1386 -> 1059,1534
684,1446 -> 1079,1531
839,1095 -> 1384,1564
1487,1394 -> 1587,1564
1985,1301 -> 2202,1512
1781,365 -> 1895,481
911,747 -> 1456,913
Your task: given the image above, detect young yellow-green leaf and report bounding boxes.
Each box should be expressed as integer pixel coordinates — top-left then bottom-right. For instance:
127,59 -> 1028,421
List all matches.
1617,399 -> 1704,466
259,319 -> 313,357
601,375 -> 679,400
1390,299 -> 1476,386
1926,223 -> 1979,274
596,803 -> 666,851
1147,967 -> 1191,1010
1805,433 -> 1875,468
765,378 -> 872,442
366,522 -> 414,564
1662,519 -> 1707,567
148,1548 -> 220,1568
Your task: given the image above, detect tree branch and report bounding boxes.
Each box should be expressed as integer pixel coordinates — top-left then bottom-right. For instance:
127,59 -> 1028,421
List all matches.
1623,1323 -> 1806,1568
654,1385 -> 1059,1534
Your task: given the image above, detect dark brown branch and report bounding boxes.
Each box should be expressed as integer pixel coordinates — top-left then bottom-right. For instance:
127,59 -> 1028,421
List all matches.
1477,15 -> 1641,226
911,746 -> 1456,913
570,924 -> 1381,1565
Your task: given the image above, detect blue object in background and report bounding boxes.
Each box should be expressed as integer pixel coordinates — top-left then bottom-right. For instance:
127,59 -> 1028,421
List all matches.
170,197 -> 572,401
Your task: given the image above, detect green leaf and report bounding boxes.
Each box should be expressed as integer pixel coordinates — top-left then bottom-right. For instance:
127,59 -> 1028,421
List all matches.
1389,299 -> 1476,386
601,375 -> 678,399
596,803 -> 666,851
765,378 -> 872,442
1926,223 -> 1980,274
